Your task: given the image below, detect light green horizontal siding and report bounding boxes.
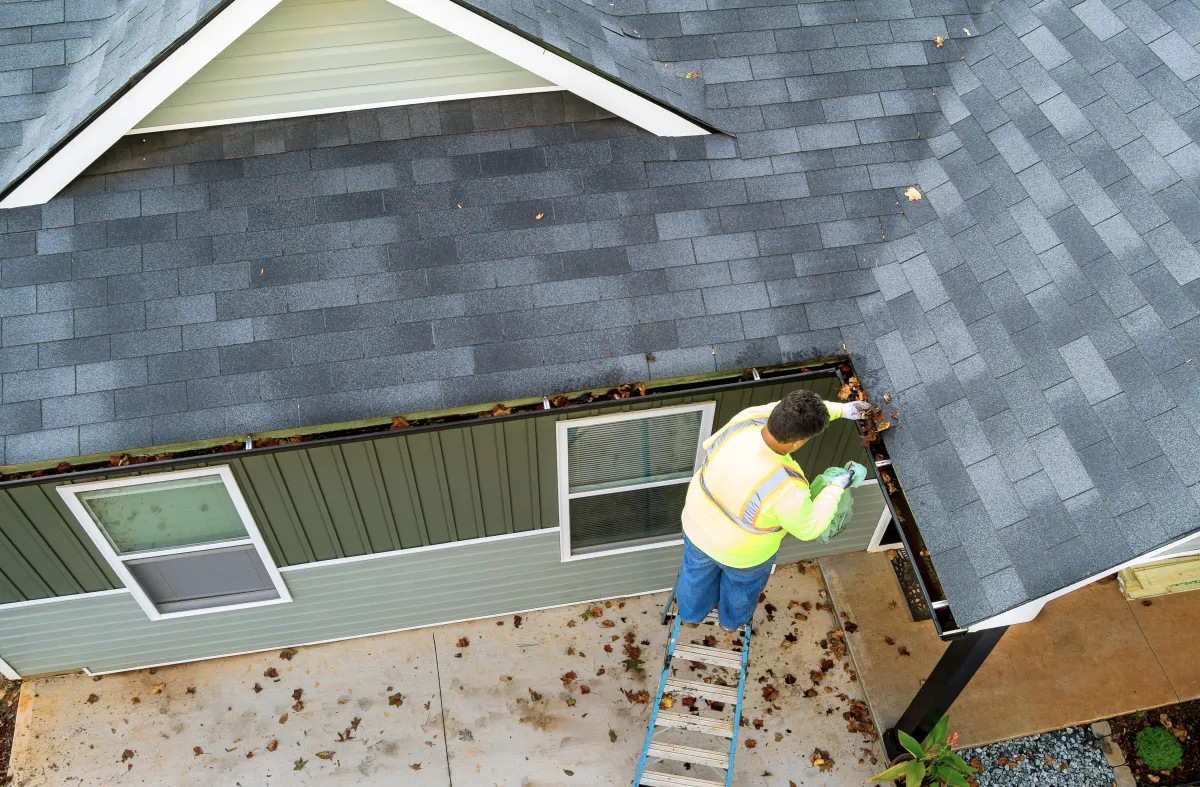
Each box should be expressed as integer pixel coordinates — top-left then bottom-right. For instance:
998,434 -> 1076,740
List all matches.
0,483 -> 883,676
132,0 -> 553,132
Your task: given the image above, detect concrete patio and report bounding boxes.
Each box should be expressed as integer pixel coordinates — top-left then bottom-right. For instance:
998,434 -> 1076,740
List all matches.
8,561 -> 882,787
822,551 -> 1200,749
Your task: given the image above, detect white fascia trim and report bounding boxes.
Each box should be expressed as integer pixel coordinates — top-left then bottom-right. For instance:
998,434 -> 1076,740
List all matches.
0,588 -> 131,611
866,496 -> 900,553
0,0 -> 283,209
130,85 -> 564,134
0,653 -> 19,681
80,584 -> 675,677
280,527 -> 558,571
967,526 -> 1200,631
386,0 -> 708,137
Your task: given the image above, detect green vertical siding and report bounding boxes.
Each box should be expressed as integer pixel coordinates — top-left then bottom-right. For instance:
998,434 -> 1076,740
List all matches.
2,375 -> 871,602
0,483 -> 884,676
0,485 -> 119,603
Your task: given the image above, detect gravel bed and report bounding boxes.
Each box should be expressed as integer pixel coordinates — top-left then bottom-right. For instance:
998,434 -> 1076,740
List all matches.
960,726 -> 1116,787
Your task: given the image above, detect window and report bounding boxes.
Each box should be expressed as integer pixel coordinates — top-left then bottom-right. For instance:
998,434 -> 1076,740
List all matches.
556,403 -> 715,561
58,467 -> 290,620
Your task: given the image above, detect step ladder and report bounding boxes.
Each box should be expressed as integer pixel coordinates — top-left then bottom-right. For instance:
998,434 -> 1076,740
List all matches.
632,582 -> 752,787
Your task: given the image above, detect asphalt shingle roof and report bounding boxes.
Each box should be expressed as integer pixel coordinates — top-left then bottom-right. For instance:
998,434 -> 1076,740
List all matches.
0,0 -> 226,199
3,0 -> 1200,628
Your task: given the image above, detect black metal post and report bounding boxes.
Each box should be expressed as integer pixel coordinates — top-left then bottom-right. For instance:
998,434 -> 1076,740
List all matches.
882,626 -> 1007,761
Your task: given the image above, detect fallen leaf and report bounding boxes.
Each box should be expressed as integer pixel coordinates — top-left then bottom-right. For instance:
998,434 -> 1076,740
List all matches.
810,748 -> 834,772
934,35 -> 945,47
264,668 -> 278,678
267,740 -> 278,752
898,646 -> 911,657
963,26 -> 972,36
564,769 -> 575,775
315,750 -> 335,760
279,648 -> 298,661
121,749 -> 134,762
535,213 -> 544,220
580,685 -> 591,694
292,701 -> 304,712
623,689 -> 650,704
193,747 -> 203,756
279,713 -> 289,724
560,671 -> 577,687
904,186 -> 922,202
513,615 -> 522,628
659,694 -> 676,709
566,696 -> 577,707
645,351 -> 656,361
294,758 -> 307,771
389,693 -> 404,707
410,763 -> 422,771
456,637 -> 469,648
131,696 -> 140,704
601,619 -> 616,628
292,689 -> 303,701
528,688 -> 543,701
186,686 -> 196,695
762,685 -> 779,703
86,694 -> 99,704
745,739 -> 757,748
784,674 -> 797,685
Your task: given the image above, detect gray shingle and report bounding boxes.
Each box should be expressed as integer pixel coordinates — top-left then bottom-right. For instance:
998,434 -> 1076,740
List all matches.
1058,336 -> 1121,403
1028,426 -> 1095,499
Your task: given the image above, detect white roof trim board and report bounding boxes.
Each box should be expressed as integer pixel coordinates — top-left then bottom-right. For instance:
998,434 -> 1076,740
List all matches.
0,0 -> 284,210
0,0 -> 706,209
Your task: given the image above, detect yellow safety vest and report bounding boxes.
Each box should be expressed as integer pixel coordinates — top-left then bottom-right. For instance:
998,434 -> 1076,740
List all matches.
681,401 -> 845,568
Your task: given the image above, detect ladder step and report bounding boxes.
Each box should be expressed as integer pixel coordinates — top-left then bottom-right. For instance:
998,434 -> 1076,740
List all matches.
672,643 -> 743,671
646,742 -> 730,770
654,711 -> 736,737
662,678 -> 739,703
639,769 -> 726,787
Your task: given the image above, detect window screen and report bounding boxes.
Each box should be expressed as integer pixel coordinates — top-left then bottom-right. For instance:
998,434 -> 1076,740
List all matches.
59,467 -> 290,620
557,404 -> 713,559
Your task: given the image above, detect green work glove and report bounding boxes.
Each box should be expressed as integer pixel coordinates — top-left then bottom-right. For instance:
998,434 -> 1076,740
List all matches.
842,461 -> 868,488
827,461 -> 867,489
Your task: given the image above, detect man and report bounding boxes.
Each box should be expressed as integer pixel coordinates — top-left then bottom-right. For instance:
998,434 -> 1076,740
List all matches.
676,389 -> 871,631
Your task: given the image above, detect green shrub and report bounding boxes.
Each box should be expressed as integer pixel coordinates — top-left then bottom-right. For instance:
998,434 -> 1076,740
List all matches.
1135,726 -> 1183,771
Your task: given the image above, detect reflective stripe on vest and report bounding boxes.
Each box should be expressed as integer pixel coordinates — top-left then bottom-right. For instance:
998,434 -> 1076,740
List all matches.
696,417 -> 803,535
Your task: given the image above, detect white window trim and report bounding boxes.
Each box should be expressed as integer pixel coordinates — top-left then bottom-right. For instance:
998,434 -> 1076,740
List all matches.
0,653 -> 18,681
56,465 -> 292,621
0,0 -> 706,209
865,488 -> 901,553
556,401 -> 716,563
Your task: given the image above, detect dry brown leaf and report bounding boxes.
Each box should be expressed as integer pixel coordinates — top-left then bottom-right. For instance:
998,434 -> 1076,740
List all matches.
279,648 -> 298,661
904,186 -> 922,202
193,747 -> 203,757
266,740 -> 278,753
410,763 -> 422,771
315,751 -> 334,760
121,749 -> 135,762
279,713 -> 289,724
264,668 -> 278,678
389,693 -> 404,707
934,35 -> 945,47
292,688 -> 303,701
456,637 -> 469,648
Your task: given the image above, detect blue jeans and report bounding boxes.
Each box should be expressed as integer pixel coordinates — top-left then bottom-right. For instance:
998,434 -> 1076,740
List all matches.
676,536 -> 775,631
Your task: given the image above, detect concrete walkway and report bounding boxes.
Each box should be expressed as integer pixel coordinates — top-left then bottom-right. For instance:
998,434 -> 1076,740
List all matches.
821,551 -> 1200,748
9,561 -> 883,786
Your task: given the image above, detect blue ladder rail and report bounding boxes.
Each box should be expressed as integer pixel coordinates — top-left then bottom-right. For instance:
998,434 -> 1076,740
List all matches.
633,576 -> 753,787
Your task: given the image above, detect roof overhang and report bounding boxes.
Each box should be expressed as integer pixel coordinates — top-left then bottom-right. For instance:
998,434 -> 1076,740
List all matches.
0,0 -> 707,209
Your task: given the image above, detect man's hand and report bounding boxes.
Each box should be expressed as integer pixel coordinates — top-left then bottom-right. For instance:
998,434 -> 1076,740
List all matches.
841,400 -> 873,420
828,461 -> 868,489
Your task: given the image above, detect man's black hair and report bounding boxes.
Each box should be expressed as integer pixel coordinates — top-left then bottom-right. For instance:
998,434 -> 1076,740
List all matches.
767,389 -> 830,443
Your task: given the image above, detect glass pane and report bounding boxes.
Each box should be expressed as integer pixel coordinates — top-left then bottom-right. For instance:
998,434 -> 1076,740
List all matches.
568,482 -> 686,553
78,474 -> 247,555
126,544 -> 278,614
566,410 -> 704,494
